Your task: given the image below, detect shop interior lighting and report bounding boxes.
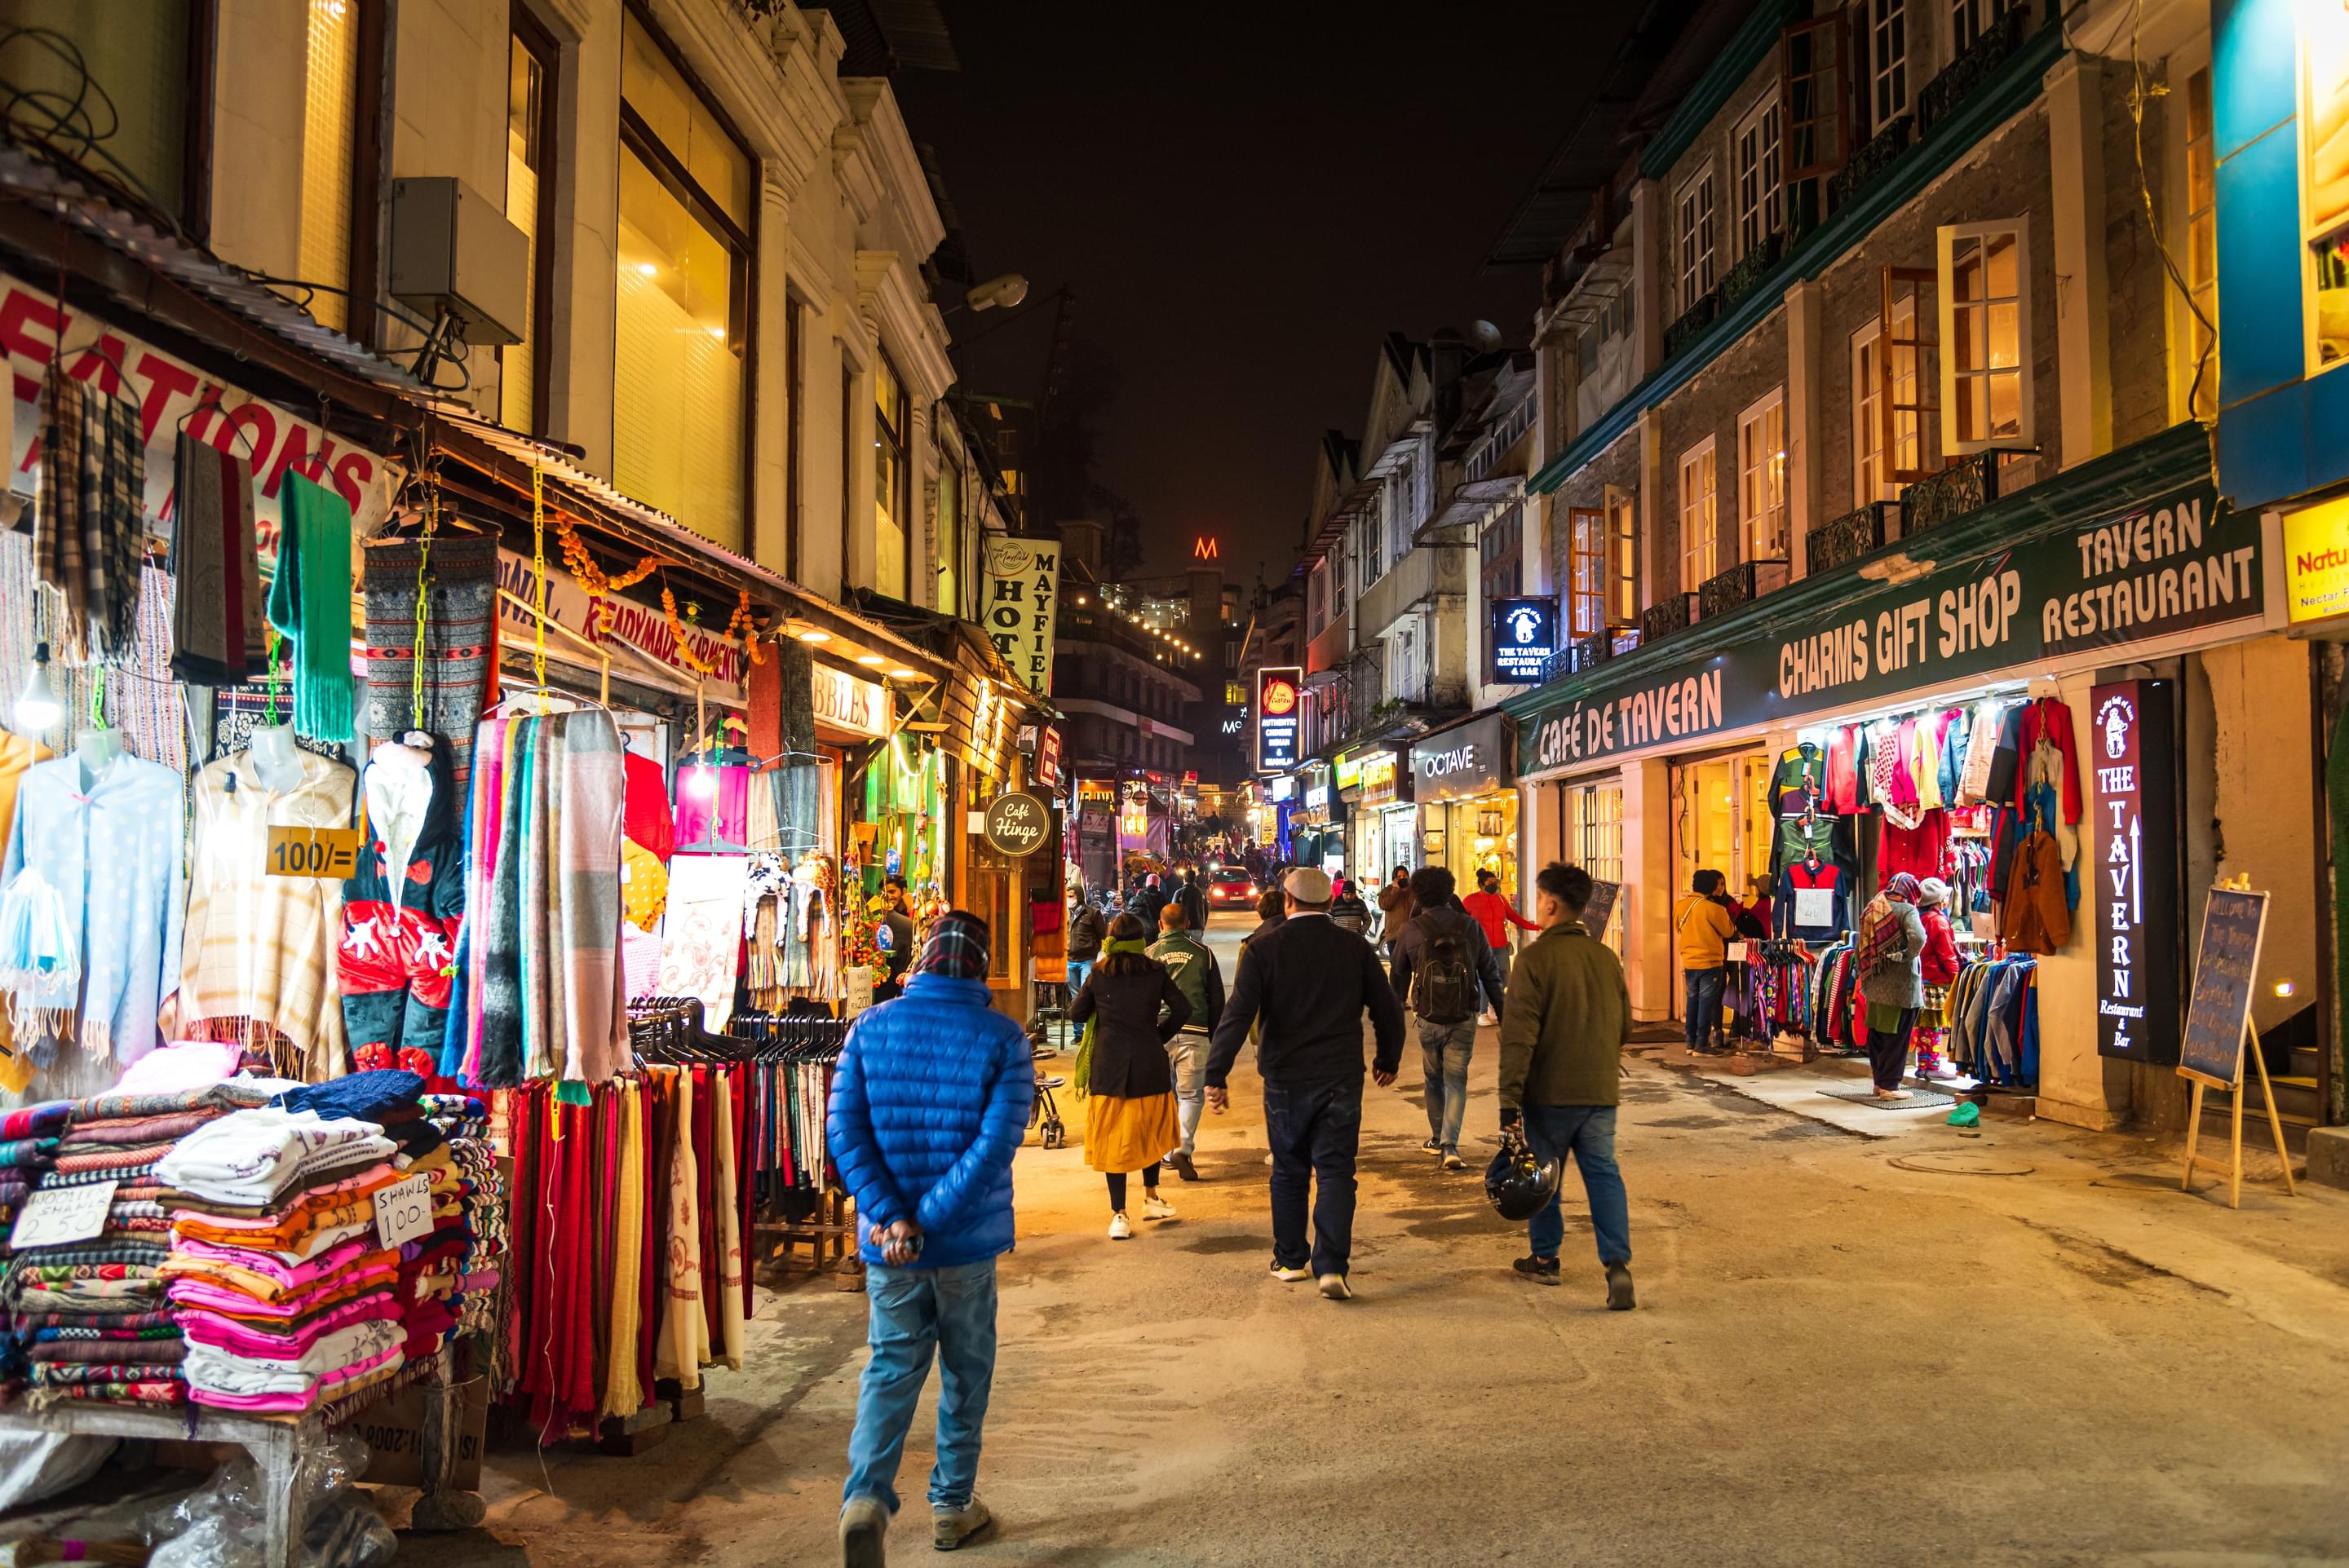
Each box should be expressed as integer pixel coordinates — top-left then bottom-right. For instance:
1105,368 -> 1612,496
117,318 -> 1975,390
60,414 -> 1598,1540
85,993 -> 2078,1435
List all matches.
684,764 -> 719,801
2275,980 -> 2297,998
795,629 -> 831,643
12,642 -> 59,731
856,652 -> 886,666
887,667 -> 920,680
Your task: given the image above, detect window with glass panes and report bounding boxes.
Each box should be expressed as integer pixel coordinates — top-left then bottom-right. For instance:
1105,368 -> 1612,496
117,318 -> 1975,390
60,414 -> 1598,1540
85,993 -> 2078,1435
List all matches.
12,3 -> 201,225
501,22 -> 556,434
1853,318 -> 1887,503
1679,438 -> 1718,593
1569,783 -> 1626,954
1734,96 -> 1782,258
1607,489 -> 1638,624
615,7 -> 753,549
875,356 -> 911,599
1568,507 -> 1606,637
1872,0 -> 1909,131
300,0 -> 360,334
1944,223 -> 2027,448
1677,166 -> 1716,309
1738,391 -> 1786,561
1951,0 -> 2011,54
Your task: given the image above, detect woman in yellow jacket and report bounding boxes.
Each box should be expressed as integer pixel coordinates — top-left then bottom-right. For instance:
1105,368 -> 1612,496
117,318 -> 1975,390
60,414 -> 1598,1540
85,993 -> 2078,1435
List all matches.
1673,871 -> 1740,1055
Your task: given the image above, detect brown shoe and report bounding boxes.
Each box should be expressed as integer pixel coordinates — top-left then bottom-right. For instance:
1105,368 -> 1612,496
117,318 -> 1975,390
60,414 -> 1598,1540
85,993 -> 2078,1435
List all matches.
840,1495 -> 887,1566
1165,1151 -> 1200,1182
934,1497 -> 992,1551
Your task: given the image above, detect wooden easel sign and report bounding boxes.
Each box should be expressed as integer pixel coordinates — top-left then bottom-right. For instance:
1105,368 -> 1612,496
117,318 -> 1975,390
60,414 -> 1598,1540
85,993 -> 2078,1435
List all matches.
2177,879 -> 2299,1208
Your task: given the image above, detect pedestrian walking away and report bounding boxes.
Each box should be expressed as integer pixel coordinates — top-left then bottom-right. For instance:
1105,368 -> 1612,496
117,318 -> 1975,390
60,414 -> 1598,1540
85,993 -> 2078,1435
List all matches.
1673,871 -> 1739,1055
1068,913 -> 1189,1235
1206,867 -> 1407,1301
827,911 -> 1036,1563
1462,868 -> 1538,1022
1497,863 -> 1635,1310
1388,865 -> 1506,1169
1173,868 -> 1208,934
1065,887 -> 1108,994
1147,902 -> 1225,1181
1856,873 -> 1928,1099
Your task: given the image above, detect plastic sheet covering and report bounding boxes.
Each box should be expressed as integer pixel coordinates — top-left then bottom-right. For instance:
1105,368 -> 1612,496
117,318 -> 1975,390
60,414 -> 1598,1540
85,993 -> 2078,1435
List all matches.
146,1429 -> 394,1568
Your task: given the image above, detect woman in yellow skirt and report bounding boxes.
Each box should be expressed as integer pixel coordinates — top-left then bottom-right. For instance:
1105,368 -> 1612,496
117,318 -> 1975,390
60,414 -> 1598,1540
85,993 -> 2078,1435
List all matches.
1068,913 -> 1191,1239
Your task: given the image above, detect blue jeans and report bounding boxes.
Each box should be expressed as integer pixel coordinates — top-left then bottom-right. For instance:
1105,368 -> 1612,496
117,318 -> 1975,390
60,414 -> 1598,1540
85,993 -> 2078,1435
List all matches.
1262,1079 -> 1363,1278
843,1259 -> 998,1513
1418,1018 -> 1475,1152
1164,1030 -> 1207,1159
1683,965 -> 1727,1052
1521,1104 -> 1631,1268
1066,958 -> 1093,994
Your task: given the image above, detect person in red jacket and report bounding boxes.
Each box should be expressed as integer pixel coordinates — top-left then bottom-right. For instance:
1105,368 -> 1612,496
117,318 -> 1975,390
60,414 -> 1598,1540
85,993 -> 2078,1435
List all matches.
1914,877 -> 1963,1077
1463,869 -> 1541,1021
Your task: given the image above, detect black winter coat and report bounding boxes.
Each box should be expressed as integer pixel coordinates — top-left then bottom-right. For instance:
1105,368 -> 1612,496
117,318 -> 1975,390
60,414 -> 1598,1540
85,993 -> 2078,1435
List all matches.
1071,961 -> 1189,1098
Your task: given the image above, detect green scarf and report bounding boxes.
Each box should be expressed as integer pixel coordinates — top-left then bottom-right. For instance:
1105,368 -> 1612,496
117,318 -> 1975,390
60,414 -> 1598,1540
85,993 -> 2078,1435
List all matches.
265,472 -> 355,744
1070,938 -> 1150,1099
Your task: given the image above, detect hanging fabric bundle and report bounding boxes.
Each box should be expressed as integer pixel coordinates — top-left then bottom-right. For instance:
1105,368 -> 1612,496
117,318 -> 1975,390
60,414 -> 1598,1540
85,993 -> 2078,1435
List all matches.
265,471 -> 356,743
167,432 -> 263,686
33,368 -> 144,665
361,532 -> 498,779
0,866 -> 80,1040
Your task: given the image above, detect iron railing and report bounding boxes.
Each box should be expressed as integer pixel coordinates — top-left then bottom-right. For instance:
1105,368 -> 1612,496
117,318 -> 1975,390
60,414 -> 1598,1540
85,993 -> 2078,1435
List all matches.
1640,593 -> 1697,644
1918,8 -> 2030,137
1662,292 -> 1721,360
1829,114 -> 1913,214
1807,501 -> 1899,575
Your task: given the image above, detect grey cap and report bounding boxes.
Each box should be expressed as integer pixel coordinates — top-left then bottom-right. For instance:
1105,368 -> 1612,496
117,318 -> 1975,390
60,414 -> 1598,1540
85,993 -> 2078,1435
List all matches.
1283,866 -> 1334,903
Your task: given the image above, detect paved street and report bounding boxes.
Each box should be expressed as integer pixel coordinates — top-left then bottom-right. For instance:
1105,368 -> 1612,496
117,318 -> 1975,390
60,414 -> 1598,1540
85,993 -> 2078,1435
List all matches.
402,912 -> 2349,1566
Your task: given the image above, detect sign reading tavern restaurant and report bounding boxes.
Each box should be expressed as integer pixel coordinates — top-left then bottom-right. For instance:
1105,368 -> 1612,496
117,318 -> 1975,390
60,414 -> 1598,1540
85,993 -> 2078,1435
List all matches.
1518,482 -> 2262,775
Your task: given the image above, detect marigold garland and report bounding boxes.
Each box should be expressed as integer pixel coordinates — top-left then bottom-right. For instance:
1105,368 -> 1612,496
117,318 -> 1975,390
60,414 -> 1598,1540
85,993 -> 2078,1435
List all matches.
662,587 -> 720,674
554,510 -> 665,633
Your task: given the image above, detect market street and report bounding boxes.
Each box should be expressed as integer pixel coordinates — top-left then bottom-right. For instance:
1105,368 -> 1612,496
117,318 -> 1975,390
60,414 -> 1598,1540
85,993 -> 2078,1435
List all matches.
400,913 -> 2349,1567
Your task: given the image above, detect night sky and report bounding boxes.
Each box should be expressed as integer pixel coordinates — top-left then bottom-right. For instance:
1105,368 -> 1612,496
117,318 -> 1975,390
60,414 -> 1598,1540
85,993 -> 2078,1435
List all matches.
898,4 -> 1640,588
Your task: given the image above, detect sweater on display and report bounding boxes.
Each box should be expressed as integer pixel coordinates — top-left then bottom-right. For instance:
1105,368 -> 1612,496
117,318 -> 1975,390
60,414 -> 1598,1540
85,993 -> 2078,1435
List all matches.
2013,698 -> 2083,823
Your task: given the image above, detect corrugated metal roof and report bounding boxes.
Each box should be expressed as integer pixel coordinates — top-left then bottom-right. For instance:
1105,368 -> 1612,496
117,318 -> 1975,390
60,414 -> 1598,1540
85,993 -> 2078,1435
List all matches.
0,144 -> 429,395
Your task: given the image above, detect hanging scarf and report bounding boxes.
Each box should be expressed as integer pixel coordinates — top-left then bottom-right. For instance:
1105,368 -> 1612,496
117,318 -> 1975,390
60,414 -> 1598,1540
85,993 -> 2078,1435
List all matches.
1857,874 -> 1921,978
167,433 -> 262,686
265,471 -> 356,743
33,369 -> 144,665
1070,937 -> 1149,1099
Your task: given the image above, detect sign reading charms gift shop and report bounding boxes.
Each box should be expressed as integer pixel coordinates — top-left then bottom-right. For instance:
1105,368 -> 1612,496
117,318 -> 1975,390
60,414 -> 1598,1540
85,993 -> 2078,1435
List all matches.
982,538 -> 1061,696
1516,481 -> 2262,776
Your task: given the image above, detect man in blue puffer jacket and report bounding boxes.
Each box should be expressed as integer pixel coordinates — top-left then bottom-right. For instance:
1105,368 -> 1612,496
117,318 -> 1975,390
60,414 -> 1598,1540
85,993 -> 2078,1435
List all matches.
829,910 -> 1035,1565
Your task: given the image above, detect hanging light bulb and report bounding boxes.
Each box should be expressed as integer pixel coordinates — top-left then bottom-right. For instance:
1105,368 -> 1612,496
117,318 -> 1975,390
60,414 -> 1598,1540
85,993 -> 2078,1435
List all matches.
14,642 -> 60,731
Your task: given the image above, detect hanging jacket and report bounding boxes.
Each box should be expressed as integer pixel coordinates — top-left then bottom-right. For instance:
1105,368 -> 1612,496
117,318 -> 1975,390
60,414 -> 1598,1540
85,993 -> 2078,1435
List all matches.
826,972 -> 1034,1268
1984,706 -> 2025,811
340,736 -> 465,1010
1769,742 -> 1826,819
1776,859 -> 1850,941
2013,697 -> 2082,822
2001,828 -> 2071,954
1825,726 -> 1864,815
1957,703 -> 2002,806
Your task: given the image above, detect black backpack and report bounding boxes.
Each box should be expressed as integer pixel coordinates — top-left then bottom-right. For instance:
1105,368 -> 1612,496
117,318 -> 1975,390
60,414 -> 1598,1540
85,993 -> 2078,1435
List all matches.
1415,917 -> 1478,1025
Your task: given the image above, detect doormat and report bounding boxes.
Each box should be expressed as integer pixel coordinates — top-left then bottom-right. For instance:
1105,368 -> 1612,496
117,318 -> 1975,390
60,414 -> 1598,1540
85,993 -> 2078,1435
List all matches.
1817,1084 -> 1959,1110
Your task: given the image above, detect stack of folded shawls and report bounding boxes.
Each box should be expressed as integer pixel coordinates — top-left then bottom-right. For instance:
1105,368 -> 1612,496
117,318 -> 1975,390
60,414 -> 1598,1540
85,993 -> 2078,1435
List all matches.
1,1082 -> 281,1408
156,1094 -> 409,1414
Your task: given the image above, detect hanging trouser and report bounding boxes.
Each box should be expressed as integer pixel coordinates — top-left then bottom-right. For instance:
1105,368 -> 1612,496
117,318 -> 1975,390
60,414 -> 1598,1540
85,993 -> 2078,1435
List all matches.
341,899 -> 459,1068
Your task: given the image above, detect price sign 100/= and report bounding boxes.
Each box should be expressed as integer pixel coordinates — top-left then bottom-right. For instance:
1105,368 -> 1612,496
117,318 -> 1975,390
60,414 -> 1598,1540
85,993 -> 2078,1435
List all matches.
266,825 -> 365,880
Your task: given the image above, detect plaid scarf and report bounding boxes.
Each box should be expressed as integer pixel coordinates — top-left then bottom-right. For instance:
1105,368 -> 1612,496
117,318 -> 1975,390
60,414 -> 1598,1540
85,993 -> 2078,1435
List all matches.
33,369 -> 144,665
909,912 -> 992,981
1857,875 -> 1923,977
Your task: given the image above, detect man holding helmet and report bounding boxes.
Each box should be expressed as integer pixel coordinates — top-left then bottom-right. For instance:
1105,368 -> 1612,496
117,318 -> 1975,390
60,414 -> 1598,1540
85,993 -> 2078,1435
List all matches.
1496,862 -> 1635,1309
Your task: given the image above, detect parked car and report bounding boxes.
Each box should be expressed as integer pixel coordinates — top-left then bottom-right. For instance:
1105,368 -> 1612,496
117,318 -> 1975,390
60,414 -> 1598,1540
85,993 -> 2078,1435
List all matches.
1205,870 -> 1258,910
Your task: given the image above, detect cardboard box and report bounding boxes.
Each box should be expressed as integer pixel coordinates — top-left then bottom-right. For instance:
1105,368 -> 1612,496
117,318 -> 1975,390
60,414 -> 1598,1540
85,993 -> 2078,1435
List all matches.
356,1378 -> 488,1491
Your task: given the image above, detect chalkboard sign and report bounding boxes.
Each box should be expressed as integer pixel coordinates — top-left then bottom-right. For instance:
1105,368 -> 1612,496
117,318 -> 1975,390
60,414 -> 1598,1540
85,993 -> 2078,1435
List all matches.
1580,880 -> 1621,945
2178,887 -> 2268,1089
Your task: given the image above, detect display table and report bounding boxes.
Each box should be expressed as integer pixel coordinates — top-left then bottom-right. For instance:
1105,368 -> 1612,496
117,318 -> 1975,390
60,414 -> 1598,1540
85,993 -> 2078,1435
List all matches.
0,1356 -> 484,1567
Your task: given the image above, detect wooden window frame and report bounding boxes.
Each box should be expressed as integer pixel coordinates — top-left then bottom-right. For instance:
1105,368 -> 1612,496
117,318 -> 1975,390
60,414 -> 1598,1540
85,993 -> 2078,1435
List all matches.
1881,264 -> 1940,482
1737,388 -> 1788,562
502,4 -> 560,432
1604,484 -> 1638,625
1733,93 -> 1784,259
1935,219 -> 2033,454
1676,164 -> 1717,310
1852,316 -> 1888,504
1869,0 -> 1911,134
1567,506 -> 1606,638
1678,435 -> 1719,594
874,351 -> 911,601
1781,11 -> 1851,182
2174,53 -> 2218,420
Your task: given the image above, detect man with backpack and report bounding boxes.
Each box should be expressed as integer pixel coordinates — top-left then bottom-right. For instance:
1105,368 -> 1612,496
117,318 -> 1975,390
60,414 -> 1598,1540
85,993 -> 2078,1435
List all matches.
1171,869 -> 1209,934
1388,865 -> 1506,1170
1148,903 -> 1224,1180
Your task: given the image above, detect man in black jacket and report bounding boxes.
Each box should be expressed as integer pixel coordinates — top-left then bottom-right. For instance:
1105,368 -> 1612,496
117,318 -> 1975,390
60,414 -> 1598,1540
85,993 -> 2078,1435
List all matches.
1388,866 -> 1507,1171
1206,867 -> 1407,1301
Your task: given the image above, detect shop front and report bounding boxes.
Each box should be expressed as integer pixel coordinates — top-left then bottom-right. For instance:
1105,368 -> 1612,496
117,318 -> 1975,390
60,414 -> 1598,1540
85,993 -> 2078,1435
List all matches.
1509,427 -> 2295,1130
1292,760 -> 1342,876
1409,713 -> 1520,901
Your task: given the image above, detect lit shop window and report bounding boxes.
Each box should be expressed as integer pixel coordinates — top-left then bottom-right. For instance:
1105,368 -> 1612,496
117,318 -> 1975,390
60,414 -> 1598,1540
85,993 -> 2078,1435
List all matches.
1568,506 -> 1606,638
2306,6 -> 2349,369
1679,436 -> 1718,593
1939,222 -> 2029,450
614,8 -> 752,548
300,0 -> 359,334
875,356 -> 910,600
1738,389 -> 1787,561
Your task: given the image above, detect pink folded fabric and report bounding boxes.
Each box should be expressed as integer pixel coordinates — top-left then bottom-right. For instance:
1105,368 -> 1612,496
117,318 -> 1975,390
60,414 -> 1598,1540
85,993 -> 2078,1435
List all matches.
110,1042 -> 244,1097
164,1265 -> 400,1322
165,1234 -> 387,1292
166,1215 -> 374,1265
189,1342 -> 404,1413
176,1292 -> 401,1360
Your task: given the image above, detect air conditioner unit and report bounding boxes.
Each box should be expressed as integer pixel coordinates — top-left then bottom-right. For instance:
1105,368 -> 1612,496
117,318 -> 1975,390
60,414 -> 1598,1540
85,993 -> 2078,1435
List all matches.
388,177 -> 528,347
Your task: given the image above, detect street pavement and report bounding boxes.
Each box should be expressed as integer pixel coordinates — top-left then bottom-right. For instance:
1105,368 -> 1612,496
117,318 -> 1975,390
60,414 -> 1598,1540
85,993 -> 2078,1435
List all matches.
397,910 -> 2349,1567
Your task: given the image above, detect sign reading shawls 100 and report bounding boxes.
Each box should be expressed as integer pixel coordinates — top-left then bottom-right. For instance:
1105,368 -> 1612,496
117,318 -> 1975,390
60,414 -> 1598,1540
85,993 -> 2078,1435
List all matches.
983,537 -> 1060,696
1,274 -> 400,559
1518,482 -> 2259,775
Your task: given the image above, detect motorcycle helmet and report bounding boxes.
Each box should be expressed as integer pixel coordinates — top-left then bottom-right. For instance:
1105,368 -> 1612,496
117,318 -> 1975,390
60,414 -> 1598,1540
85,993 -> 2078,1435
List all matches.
1484,1129 -> 1563,1221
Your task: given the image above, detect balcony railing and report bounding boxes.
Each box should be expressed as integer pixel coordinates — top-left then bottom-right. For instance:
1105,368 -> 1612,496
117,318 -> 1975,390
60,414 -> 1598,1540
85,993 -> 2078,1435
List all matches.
1917,7 -> 2029,138
1640,593 -> 1697,645
1662,292 -> 1721,361
1807,501 -> 1900,576
1696,559 -> 1790,623
1719,231 -> 1785,311
1897,448 -> 2042,537
1829,114 -> 1913,214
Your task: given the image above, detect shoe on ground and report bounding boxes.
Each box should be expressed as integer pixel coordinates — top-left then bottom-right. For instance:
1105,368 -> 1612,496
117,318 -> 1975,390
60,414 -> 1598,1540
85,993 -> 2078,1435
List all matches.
1317,1273 -> 1354,1301
1419,1137 -> 1442,1155
840,1495 -> 888,1568
1142,1194 -> 1178,1221
1165,1150 -> 1200,1181
1441,1150 -> 1466,1172
1269,1261 -> 1312,1282
933,1497 -> 990,1552
1606,1263 -> 1636,1311
1513,1254 -> 1560,1286
1108,1212 -> 1132,1240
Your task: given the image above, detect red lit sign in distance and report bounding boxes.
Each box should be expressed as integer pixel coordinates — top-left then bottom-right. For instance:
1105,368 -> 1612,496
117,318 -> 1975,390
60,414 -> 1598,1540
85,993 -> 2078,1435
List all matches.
1255,666 -> 1303,773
